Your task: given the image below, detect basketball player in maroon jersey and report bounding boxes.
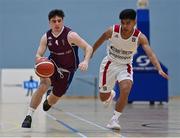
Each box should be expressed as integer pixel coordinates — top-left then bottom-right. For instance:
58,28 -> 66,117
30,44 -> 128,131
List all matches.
22,9 -> 92,128
92,9 -> 169,129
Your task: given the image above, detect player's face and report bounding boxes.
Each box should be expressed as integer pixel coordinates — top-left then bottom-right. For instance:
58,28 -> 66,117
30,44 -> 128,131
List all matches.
121,19 -> 136,33
49,16 -> 64,33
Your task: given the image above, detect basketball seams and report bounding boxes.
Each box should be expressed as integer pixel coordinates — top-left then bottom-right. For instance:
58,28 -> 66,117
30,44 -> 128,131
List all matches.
34,61 -> 54,69
34,60 -> 55,78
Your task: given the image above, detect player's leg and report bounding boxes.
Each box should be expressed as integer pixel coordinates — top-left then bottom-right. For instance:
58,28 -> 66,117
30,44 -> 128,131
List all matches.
46,85 -> 53,99
43,93 -> 60,111
30,78 -> 51,109
43,71 -> 74,111
107,64 -> 133,129
21,78 -> 51,128
107,80 -> 132,130
99,57 -> 116,106
115,79 -> 132,112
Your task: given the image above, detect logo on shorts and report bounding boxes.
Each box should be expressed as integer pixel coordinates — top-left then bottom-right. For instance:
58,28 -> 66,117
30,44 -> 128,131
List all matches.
126,75 -> 131,77
102,86 -> 107,91
114,34 -> 119,38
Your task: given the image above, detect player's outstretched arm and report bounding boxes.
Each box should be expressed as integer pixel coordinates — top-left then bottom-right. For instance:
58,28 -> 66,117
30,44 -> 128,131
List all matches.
139,33 -> 169,80
92,27 -> 113,56
68,31 -> 93,71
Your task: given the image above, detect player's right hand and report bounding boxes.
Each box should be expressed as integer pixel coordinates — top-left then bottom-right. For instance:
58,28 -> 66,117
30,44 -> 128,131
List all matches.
35,57 -> 47,64
78,60 -> 88,71
158,70 -> 169,80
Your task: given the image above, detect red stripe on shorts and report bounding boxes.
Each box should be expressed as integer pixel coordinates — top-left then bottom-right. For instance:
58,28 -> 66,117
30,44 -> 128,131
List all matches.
102,61 -> 111,85
127,64 -> 131,74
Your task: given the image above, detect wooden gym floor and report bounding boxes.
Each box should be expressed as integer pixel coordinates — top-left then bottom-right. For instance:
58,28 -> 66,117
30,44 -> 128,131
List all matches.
0,97 -> 180,137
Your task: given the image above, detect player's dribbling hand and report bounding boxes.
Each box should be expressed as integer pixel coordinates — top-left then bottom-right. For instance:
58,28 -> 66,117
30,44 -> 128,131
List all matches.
35,57 -> 47,64
78,60 -> 88,71
158,70 -> 169,80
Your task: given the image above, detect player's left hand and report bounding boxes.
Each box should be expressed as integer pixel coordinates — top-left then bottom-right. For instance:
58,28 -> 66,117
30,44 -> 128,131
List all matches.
158,70 -> 169,80
78,60 -> 88,71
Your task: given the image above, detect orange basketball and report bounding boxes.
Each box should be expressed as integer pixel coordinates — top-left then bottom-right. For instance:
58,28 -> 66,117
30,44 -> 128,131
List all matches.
35,58 -> 55,78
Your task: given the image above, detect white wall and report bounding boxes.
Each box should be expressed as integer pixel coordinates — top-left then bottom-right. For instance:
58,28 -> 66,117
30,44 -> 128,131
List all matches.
0,69 -> 39,103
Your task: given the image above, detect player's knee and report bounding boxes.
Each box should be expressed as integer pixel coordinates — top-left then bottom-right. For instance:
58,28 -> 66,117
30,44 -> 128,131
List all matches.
120,80 -> 132,94
99,92 -> 111,102
48,93 -> 60,105
38,80 -> 50,92
49,99 -> 58,105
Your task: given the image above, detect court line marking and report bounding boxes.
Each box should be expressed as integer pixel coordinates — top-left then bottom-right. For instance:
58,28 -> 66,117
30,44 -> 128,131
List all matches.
53,107 -> 123,137
45,113 -> 88,138
0,122 -> 20,132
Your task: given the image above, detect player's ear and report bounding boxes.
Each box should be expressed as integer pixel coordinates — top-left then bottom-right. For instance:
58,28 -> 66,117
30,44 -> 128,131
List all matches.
134,19 -> 137,25
132,20 -> 136,27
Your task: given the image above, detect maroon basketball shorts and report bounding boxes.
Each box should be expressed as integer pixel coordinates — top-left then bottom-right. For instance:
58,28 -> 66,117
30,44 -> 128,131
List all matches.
50,70 -> 74,97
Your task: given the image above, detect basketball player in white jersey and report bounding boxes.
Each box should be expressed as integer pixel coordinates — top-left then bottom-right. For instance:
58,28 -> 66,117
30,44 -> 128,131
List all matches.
92,9 -> 169,129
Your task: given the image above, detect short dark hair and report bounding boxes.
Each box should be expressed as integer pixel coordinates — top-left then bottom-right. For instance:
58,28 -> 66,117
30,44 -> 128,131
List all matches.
119,9 -> 136,20
48,9 -> 65,20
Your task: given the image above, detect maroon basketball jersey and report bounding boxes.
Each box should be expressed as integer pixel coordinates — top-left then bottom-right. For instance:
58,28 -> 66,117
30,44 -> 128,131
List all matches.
46,26 -> 79,72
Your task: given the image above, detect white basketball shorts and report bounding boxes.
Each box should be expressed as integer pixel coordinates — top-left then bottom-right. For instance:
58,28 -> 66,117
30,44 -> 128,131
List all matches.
99,56 -> 133,93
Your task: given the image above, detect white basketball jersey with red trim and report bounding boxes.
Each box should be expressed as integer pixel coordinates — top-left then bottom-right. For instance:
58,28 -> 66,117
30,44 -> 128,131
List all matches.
107,24 -> 141,64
